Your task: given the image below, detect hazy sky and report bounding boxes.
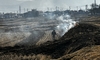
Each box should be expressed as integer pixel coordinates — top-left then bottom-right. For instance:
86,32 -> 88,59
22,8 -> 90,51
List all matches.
0,0 -> 99,13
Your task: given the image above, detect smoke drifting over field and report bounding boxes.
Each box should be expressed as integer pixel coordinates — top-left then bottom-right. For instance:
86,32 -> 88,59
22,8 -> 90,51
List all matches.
56,15 -> 76,36
0,14 -> 76,46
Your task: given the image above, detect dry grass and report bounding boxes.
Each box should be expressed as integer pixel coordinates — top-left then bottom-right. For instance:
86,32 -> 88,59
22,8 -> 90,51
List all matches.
1,16 -> 100,60
0,17 -> 61,47
80,16 -> 100,26
58,45 -> 100,60
0,53 -> 52,60
36,31 -> 60,45
0,23 -> 99,60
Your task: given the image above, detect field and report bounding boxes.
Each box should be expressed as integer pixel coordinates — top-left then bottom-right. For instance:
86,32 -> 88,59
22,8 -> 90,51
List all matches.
0,16 -> 100,60
0,17 -> 62,47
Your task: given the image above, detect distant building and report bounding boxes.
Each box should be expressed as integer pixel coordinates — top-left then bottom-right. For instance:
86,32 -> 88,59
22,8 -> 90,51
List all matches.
0,13 -> 4,19
23,9 -> 41,18
3,13 -> 17,18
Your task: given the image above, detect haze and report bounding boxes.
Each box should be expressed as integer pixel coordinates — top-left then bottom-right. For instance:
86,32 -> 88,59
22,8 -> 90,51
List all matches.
0,0 -> 99,13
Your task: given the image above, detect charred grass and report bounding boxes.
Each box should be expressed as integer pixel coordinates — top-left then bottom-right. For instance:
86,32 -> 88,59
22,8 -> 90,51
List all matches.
0,23 -> 100,60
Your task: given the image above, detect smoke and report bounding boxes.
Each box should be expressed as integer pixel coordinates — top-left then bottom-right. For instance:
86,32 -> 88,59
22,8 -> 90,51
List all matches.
43,13 -> 76,36
55,14 -> 76,36
0,13 -> 76,47
35,14 -> 76,45
44,13 -> 56,20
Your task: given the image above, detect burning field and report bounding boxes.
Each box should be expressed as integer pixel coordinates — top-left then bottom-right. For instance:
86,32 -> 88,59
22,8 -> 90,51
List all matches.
0,22 -> 100,60
1,15 -> 100,60
0,14 -> 76,47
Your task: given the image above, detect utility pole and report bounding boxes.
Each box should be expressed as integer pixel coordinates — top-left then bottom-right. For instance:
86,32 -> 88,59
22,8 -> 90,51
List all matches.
94,0 -> 96,8
17,11 -> 18,14
85,5 -> 88,11
94,0 -> 96,5
69,6 -> 71,10
27,8 -> 29,12
76,6 -> 78,11
56,6 -> 57,11
19,6 -> 21,14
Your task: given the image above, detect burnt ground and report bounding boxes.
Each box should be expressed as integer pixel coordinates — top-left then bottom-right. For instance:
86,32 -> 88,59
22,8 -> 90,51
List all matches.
0,22 -> 100,60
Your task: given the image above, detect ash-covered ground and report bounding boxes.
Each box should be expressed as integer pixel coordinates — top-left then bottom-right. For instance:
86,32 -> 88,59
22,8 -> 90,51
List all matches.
0,15 -> 76,47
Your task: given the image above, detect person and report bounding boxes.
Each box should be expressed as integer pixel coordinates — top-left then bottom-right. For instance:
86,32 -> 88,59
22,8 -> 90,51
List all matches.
52,30 -> 56,40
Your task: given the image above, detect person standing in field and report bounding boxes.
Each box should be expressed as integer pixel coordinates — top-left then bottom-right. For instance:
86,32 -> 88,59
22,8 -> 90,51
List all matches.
52,30 -> 56,40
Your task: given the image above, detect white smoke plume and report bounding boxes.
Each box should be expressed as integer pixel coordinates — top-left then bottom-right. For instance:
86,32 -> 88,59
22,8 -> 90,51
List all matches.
55,14 -> 76,36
